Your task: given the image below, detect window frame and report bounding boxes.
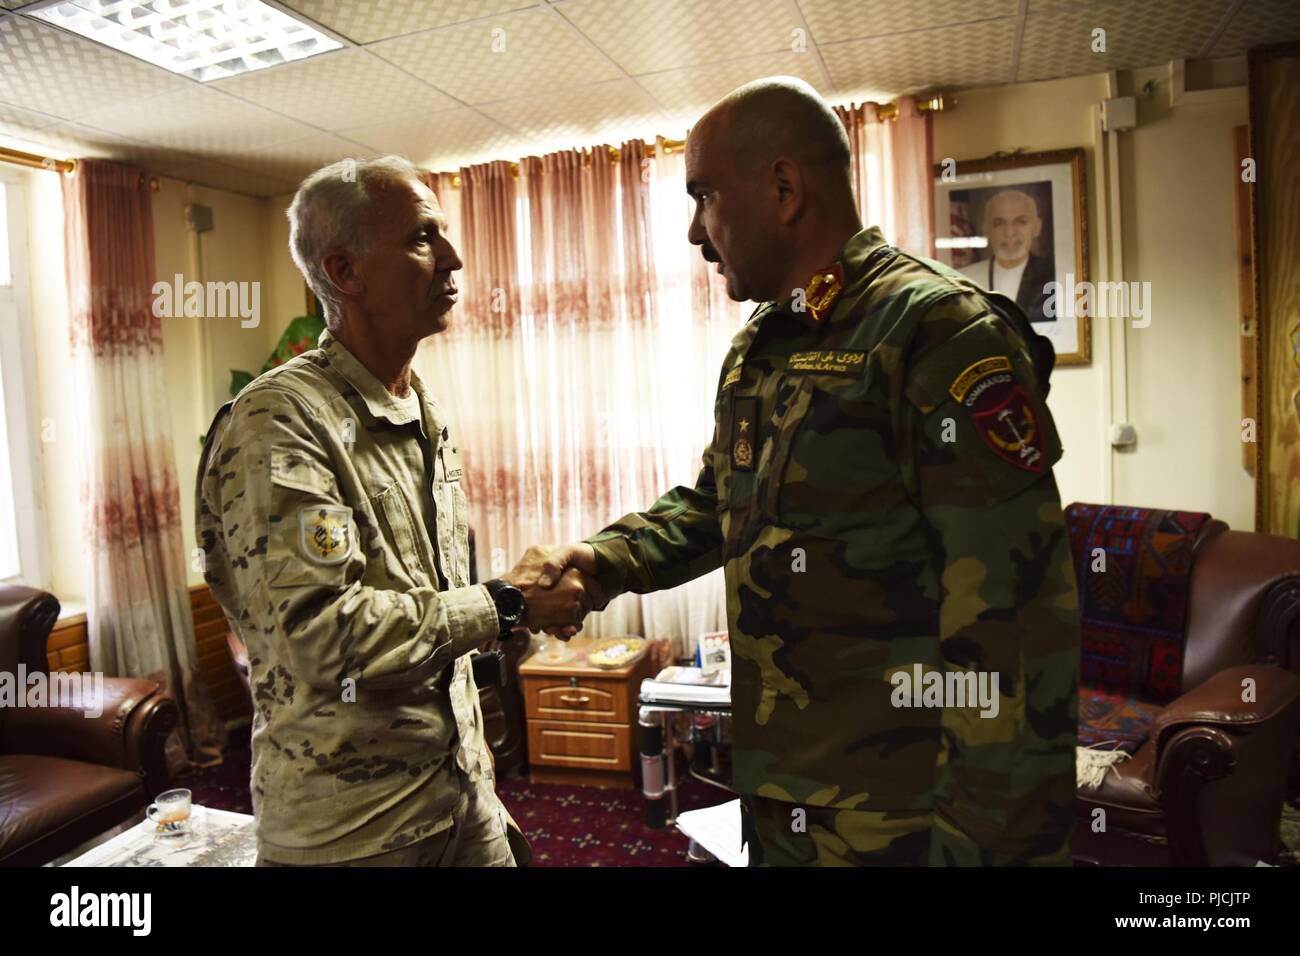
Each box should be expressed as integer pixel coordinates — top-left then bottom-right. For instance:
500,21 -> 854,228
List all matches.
0,169 -> 51,589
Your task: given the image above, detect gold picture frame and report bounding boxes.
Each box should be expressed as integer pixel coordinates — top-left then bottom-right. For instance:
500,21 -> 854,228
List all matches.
933,148 -> 1091,367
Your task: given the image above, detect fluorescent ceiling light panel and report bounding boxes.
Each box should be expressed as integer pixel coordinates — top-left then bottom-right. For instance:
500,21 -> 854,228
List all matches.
30,0 -> 342,82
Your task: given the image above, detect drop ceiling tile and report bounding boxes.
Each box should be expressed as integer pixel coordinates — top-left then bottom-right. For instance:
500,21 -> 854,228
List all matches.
0,117 -> 202,174
281,0 -> 539,44
233,132 -> 380,183
0,100 -> 61,137
478,78 -> 668,151
1027,0 -> 1115,11
1017,0 -> 1230,83
164,159 -> 299,198
25,122 -> 142,160
369,6 -> 620,104
821,18 -> 1015,94
799,0 -> 1018,43
211,48 -> 460,131
0,16 -> 191,123
557,0 -> 794,75
73,87 -> 317,158
1209,0 -> 1300,56
636,49 -> 833,117
339,107 -> 518,169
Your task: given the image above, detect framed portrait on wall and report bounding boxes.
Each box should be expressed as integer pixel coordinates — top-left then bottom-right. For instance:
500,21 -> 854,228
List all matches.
933,148 -> 1090,366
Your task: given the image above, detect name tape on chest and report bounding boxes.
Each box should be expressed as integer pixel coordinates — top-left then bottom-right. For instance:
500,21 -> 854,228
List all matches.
948,356 -> 1045,473
441,444 -> 463,482
787,349 -> 866,378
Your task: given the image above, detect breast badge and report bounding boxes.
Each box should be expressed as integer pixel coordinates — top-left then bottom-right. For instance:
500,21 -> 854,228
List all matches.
732,397 -> 757,472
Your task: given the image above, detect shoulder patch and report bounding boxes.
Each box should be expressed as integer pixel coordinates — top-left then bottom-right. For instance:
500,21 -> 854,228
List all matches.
949,357 -> 1012,402
952,359 -> 1046,473
299,506 -> 353,564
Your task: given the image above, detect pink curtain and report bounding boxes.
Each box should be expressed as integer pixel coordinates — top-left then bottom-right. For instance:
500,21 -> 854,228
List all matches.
62,159 -> 223,773
835,97 -> 934,256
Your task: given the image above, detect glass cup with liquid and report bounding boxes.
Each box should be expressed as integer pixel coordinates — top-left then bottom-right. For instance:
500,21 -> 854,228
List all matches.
146,788 -> 193,838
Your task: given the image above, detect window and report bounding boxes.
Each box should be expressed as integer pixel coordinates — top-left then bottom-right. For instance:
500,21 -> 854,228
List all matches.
0,186 -> 9,286
0,173 -> 47,587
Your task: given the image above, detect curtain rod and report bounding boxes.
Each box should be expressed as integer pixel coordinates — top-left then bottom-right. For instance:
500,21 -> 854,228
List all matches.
0,144 -> 76,174
0,144 -> 162,190
439,93 -> 948,187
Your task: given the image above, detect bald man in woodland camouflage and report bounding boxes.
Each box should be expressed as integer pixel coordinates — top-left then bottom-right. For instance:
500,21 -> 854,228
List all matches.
540,77 -> 1080,866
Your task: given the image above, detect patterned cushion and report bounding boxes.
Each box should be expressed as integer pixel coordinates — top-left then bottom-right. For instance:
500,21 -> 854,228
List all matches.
1066,503 -> 1215,752
1077,686 -> 1164,753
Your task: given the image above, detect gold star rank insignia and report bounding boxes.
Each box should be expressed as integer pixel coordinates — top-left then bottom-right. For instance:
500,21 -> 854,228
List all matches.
732,397 -> 757,472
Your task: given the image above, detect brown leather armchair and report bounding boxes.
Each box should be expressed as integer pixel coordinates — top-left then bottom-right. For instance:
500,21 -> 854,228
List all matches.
0,586 -> 179,866
1072,518 -> 1300,866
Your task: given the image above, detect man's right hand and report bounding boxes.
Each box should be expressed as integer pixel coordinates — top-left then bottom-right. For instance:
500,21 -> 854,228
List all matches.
502,545 -> 604,637
536,543 -> 604,640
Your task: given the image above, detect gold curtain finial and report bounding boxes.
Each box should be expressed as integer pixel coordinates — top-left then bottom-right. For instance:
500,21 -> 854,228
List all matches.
873,94 -> 946,122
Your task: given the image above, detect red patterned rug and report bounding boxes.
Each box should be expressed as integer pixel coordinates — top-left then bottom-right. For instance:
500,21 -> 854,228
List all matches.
177,727 -> 726,867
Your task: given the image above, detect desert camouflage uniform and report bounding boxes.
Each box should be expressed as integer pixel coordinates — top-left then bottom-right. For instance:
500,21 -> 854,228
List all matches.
587,226 -> 1080,866
197,329 -> 528,866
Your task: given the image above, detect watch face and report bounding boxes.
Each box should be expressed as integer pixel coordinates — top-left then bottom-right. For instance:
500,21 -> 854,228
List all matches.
498,586 -> 526,621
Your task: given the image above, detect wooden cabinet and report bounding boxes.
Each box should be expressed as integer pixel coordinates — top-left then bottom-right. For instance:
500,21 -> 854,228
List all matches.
519,638 -> 654,789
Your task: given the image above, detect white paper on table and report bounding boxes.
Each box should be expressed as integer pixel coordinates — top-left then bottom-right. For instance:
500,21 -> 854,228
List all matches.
63,806 -> 256,867
674,798 -> 748,867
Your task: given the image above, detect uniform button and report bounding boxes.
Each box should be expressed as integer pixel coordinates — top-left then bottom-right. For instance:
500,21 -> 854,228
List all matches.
442,426 -> 449,440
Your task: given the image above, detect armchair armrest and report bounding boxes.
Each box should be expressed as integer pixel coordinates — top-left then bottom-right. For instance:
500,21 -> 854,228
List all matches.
1151,664 -> 1300,750
5,676 -> 179,797
1150,665 -> 1300,865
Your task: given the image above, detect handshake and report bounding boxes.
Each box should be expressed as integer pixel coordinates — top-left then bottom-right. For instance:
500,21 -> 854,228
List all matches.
500,543 -> 605,639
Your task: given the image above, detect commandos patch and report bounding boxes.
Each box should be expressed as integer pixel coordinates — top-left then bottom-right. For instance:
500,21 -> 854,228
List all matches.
949,357 -> 1045,473
300,506 -> 352,564
798,262 -> 844,328
732,397 -> 757,471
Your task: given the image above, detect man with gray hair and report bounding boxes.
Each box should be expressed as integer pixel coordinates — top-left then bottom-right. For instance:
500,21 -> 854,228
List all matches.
196,156 -> 597,865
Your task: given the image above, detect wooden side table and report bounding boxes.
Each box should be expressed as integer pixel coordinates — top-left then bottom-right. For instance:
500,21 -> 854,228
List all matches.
519,637 -> 655,789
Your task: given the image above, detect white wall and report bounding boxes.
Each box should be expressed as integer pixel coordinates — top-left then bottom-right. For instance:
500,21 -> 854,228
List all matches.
154,179 -> 282,586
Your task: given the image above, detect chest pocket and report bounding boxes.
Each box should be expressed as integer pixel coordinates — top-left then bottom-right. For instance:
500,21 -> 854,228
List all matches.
766,365 -> 894,535
370,483 -> 432,587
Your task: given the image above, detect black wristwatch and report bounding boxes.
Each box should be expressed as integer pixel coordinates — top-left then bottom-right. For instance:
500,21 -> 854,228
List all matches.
484,578 -> 527,640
